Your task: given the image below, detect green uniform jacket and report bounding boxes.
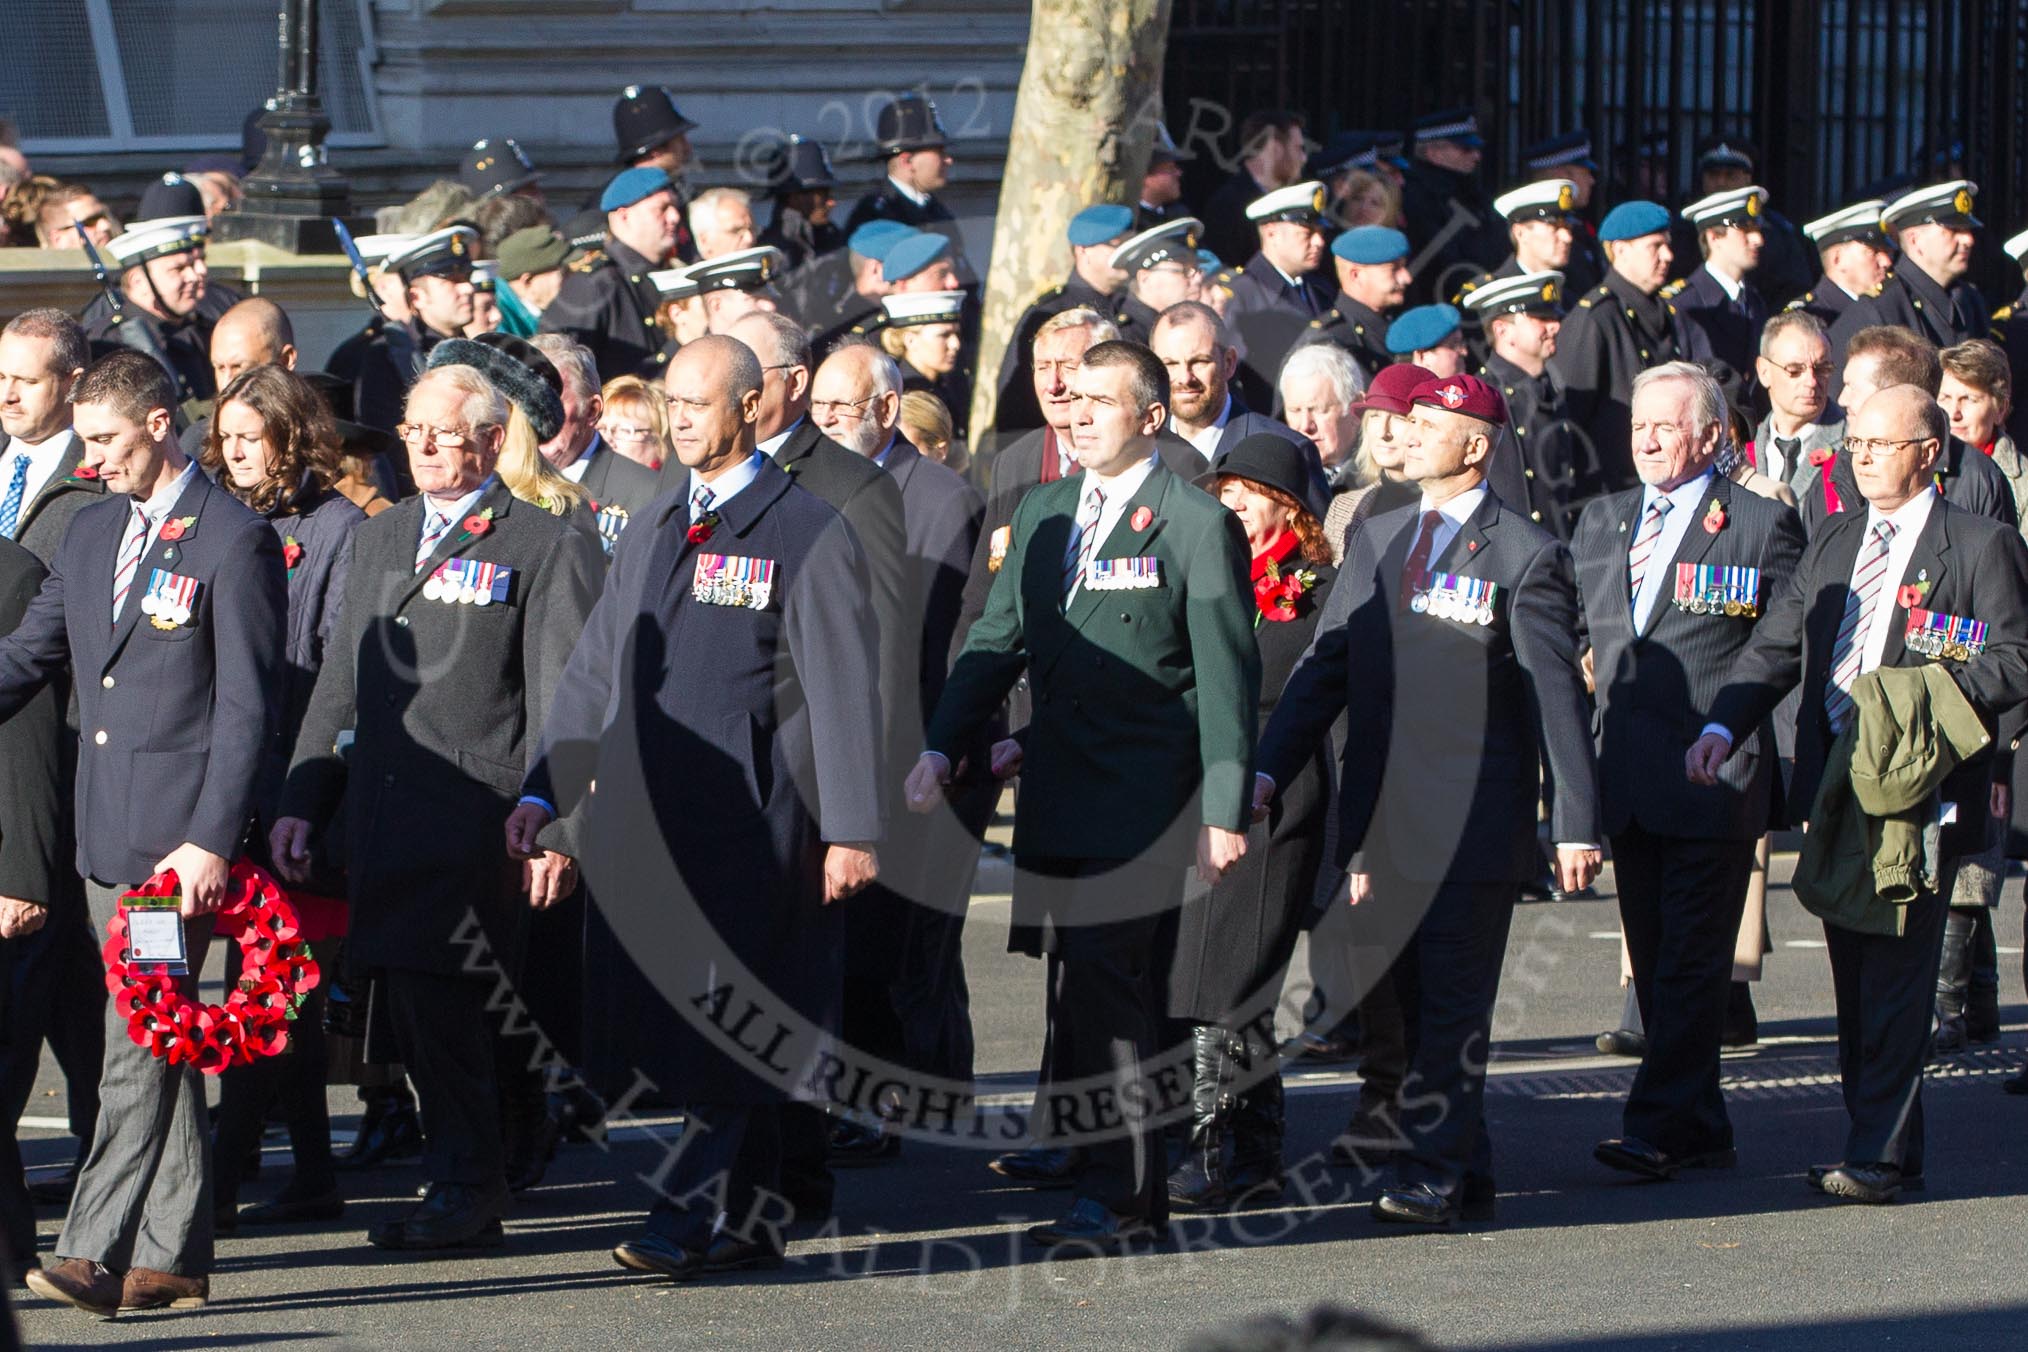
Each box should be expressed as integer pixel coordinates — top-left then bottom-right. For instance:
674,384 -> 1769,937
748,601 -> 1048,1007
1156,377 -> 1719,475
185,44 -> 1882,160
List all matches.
927,461 -> 1261,864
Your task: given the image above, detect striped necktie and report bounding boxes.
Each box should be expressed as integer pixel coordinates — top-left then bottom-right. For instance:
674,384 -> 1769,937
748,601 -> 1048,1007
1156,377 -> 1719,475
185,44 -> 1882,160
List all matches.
1626,495 -> 1672,603
1825,519 -> 1899,732
110,503 -> 149,625
415,506 -> 453,572
0,454 -> 29,541
1063,484 -> 1105,602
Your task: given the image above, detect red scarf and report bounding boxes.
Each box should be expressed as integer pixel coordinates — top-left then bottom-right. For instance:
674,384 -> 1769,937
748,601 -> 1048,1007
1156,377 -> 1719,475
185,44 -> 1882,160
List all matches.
1250,530 -> 1309,622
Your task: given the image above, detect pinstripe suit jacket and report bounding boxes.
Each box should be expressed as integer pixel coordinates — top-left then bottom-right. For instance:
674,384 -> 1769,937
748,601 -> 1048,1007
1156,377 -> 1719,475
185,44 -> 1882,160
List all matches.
1574,474 -> 1806,841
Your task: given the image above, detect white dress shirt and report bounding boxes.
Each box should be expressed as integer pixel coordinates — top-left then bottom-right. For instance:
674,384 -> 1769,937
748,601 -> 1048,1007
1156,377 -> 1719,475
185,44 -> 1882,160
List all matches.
1065,453 -> 1159,600
688,450 -> 765,519
1705,265 -> 1745,303
1412,482 -> 1488,566
1173,392 -> 1233,460
887,176 -> 930,208
1758,424 -> 1821,483
1857,487 -> 1936,673
758,417 -> 804,461
1629,469 -> 1716,632
0,429 -> 75,518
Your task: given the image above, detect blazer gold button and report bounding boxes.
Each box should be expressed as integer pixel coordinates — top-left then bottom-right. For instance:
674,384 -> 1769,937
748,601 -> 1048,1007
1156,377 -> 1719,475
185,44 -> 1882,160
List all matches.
101,675 -> 115,689
93,730 -> 107,745
395,616 -> 410,628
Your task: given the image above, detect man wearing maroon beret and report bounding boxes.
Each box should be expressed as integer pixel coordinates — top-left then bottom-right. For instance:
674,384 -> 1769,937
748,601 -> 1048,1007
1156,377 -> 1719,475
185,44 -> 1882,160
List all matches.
1252,372 -> 1601,1226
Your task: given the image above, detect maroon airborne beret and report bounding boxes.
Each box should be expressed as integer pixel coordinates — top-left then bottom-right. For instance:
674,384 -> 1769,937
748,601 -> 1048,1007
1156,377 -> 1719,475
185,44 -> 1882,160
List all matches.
1409,373 -> 1508,427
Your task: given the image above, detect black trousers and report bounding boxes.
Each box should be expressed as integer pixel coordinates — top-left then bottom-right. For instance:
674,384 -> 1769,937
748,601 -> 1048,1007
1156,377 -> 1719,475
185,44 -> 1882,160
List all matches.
645,1101 -> 784,1254
1612,826 -> 1758,1155
385,968 -> 504,1189
0,894 -> 104,1261
1824,880 -> 1948,1174
1019,856 -> 1179,1224
1382,876 -> 1516,1197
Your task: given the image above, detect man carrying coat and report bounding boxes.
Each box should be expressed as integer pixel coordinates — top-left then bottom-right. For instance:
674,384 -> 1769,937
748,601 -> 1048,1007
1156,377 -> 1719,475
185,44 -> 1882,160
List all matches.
1573,362 -> 1806,1181
907,339 -> 1261,1252
1688,383 -> 2028,1204
1252,372 -> 1601,1228
509,336 -> 883,1280
1,352 -> 284,1317
273,360 -> 603,1252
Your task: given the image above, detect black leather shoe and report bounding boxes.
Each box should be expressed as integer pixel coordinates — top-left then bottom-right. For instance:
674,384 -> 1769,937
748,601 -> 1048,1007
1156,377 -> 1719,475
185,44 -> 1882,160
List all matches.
1595,1028 -> 1647,1058
1931,1016 -> 1970,1058
1287,1030 -> 1359,1064
1807,1162 -> 1923,1195
506,1106 -> 563,1193
1547,884 -> 1598,901
1815,1162 -> 1904,1204
237,1188 -> 346,1226
25,1167 -> 79,1207
1594,1136 -> 1737,1181
827,1120 -> 900,1167
613,1233 -> 708,1281
699,1233 -> 785,1274
2005,1068 -> 2028,1096
1026,1197 -> 1156,1252
989,1145 -> 1086,1188
1371,1182 -> 1460,1226
367,1182 -> 507,1250
338,1097 -> 424,1171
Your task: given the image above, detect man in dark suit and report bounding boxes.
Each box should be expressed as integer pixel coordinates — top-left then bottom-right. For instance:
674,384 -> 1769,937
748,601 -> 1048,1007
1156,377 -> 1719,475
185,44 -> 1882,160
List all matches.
1151,302 -> 1326,505
1573,362 -> 1806,1180
510,335 -> 883,1280
811,344 -> 984,1158
273,363 -> 603,1251
0,534 -> 63,1278
0,309 -> 105,1212
908,340 -> 1260,1251
1252,372 -> 1602,1227
0,352 -> 284,1318
1829,182 -> 1989,366
1689,384 -> 2028,1203
529,334 -> 659,555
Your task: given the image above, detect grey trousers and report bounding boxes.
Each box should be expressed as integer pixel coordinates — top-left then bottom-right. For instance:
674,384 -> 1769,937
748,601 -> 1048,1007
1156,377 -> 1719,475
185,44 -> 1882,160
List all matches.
57,880 -> 216,1276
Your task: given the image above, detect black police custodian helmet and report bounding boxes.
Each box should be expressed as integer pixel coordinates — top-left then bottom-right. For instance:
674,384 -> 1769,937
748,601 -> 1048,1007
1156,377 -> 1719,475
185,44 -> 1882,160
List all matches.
874,94 -> 948,157
757,135 -> 838,193
613,84 -> 698,164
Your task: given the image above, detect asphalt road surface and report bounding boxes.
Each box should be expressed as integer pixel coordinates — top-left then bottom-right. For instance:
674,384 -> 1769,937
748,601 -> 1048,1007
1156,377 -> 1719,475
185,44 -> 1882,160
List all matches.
12,844 -> 2028,1351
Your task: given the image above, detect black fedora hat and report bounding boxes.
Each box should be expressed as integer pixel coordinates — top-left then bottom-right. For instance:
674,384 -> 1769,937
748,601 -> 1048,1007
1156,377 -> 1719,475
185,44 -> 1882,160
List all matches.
1196,433 -> 1318,515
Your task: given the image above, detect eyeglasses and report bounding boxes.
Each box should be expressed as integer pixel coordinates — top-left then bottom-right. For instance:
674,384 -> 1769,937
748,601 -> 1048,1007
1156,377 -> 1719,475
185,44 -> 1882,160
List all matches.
1848,436 -> 1934,456
396,422 -> 492,449
810,395 -> 877,420
601,423 -> 658,442
1769,361 -> 1836,381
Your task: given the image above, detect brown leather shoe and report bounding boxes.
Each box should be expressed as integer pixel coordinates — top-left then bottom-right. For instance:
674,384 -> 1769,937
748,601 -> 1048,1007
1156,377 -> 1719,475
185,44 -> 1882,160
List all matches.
121,1267 -> 209,1310
24,1257 -> 124,1319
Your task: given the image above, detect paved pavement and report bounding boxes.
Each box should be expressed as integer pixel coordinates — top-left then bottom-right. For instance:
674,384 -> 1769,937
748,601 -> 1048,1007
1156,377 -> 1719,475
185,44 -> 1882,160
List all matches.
11,847 -> 2028,1351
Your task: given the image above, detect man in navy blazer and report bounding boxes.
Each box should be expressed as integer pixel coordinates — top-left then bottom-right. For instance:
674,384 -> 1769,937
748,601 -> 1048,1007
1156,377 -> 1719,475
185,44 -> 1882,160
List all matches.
0,352 -> 284,1317
1572,362 -> 1805,1181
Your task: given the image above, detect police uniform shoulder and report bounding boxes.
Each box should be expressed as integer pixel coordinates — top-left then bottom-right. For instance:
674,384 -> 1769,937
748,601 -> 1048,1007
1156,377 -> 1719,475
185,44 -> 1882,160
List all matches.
1659,278 -> 1688,299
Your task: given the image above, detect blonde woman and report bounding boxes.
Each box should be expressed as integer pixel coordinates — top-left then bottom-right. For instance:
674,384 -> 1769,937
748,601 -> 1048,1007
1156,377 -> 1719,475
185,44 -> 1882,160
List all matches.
878,290 -> 969,440
900,389 -> 963,472
599,374 -> 673,470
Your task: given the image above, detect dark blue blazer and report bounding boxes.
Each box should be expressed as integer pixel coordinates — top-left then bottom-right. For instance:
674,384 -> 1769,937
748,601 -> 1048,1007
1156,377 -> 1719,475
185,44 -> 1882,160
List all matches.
0,470 -> 285,884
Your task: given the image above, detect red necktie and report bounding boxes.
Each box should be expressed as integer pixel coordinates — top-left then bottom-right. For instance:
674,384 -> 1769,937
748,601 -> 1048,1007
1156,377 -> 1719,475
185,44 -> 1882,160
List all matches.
1399,509 -> 1444,610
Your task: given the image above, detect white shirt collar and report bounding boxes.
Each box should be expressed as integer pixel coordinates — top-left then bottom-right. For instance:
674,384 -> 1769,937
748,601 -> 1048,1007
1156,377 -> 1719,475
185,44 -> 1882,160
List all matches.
688,449 -> 765,518
0,428 -> 74,512
1174,392 -> 1234,458
1641,467 -> 1717,516
1865,484 -> 1938,538
420,474 -> 494,529
1418,481 -> 1487,528
888,175 -> 931,208
136,458 -> 199,522
758,416 -> 804,460
1704,264 -> 1744,302
557,434 -> 602,484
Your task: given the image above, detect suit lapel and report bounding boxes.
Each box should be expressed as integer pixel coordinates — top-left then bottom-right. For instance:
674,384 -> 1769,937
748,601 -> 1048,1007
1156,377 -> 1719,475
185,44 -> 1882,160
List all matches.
105,472 -> 212,671
20,434 -> 103,530
883,439 -> 922,496
1429,488 -> 1499,577
1884,498 -> 1952,670
1038,466 -> 1173,676
398,481 -> 516,610
1641,475 -> 1727,639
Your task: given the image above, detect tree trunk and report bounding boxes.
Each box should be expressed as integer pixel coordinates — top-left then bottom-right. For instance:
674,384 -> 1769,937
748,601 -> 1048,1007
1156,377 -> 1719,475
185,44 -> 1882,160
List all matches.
967,0 -> 1172,464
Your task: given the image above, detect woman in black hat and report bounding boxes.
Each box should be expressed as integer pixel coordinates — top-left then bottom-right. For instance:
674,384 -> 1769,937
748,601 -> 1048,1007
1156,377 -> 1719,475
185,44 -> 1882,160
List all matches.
201,364 -> 367,1228
1167,433 -> 1338,1211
